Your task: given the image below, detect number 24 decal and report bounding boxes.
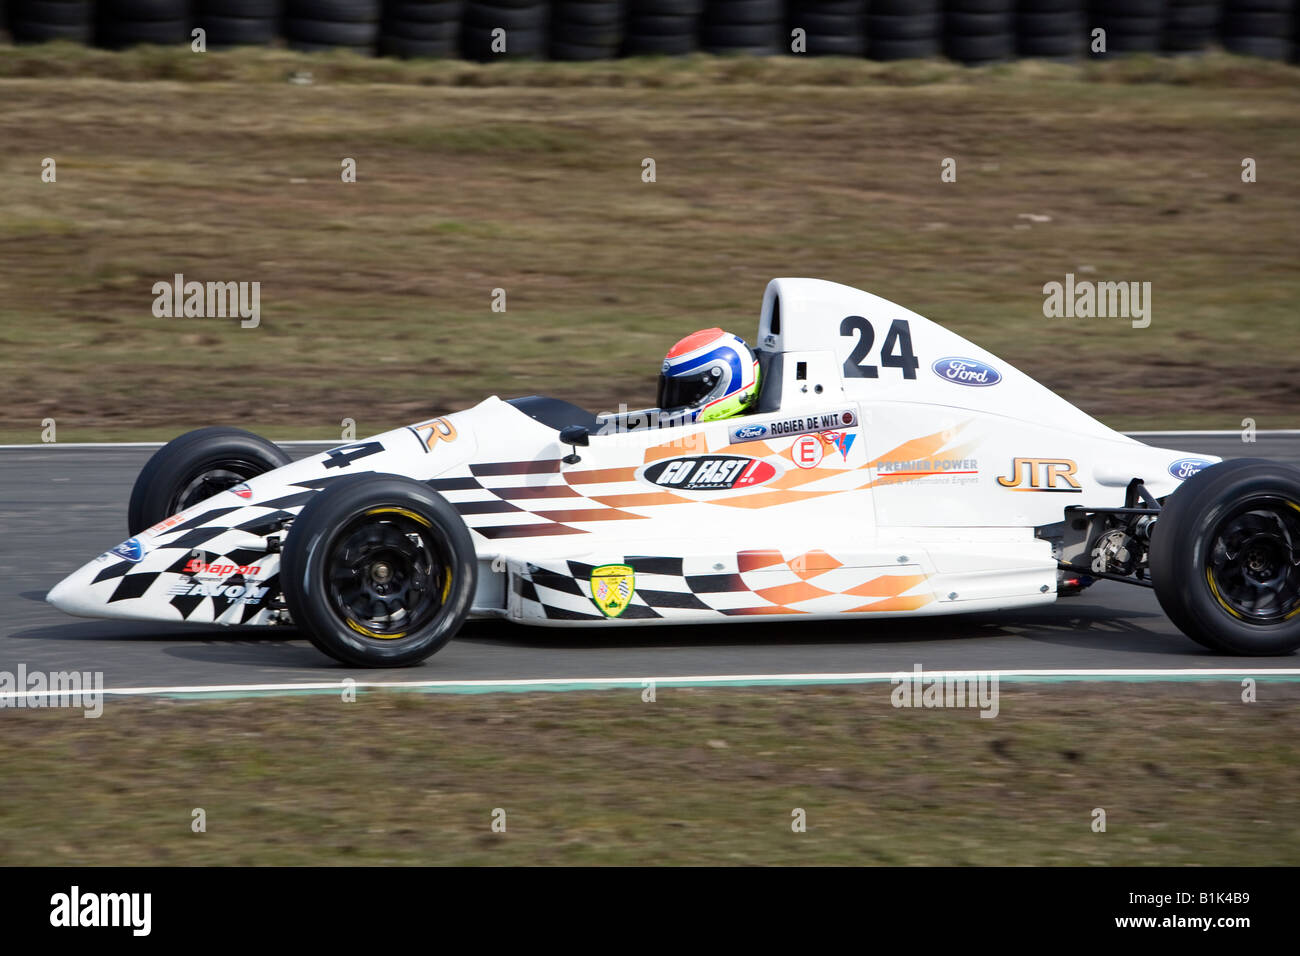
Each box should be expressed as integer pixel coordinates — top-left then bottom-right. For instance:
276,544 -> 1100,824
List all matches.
839,316 -> 920,380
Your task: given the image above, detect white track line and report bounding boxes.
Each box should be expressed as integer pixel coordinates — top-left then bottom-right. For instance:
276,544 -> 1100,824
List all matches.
3,668 -> 1299,703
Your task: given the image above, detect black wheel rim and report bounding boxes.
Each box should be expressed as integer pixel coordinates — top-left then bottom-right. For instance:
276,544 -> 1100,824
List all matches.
324,507 -> 451,640
170,459 -> 265,514
1206,495 -> 1300,624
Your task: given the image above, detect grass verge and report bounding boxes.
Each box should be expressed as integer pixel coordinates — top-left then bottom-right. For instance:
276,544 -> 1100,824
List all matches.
1,683 -> 1296,865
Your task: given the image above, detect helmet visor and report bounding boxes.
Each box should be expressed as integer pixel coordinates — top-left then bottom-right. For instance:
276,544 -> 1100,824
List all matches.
657,368 -> 718,411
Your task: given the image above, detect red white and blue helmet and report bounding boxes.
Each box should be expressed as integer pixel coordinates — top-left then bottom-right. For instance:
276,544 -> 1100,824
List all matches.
657,328 -> 761,422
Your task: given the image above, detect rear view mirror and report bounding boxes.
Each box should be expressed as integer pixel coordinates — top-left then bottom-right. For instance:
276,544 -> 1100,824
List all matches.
559,425 -> 589,465
559,425 -> 589,447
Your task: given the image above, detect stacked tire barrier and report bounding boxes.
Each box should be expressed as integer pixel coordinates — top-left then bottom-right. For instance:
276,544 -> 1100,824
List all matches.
1221,0 -> 1293,58
459,0 -> 548,60
1163,0 -> 1221,51
8,1 -> 95,44
379,0 -> 463,57
944,0 -> 1016,64
1088,0 -> 1166,55
787,0 -> 866,57
3,0 -> 1298,64
198,0 -> 283,49
1017,0 -> 1086,59
284,0 -> 381,54
622,0 -> 700,55
95,0 -> 194,50
701,0 -> 784,55
550,0 -> 624,61
867,0 -> 942,61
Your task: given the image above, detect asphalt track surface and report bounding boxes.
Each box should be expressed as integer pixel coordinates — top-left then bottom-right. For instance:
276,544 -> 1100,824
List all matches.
3,432 -> 1299,690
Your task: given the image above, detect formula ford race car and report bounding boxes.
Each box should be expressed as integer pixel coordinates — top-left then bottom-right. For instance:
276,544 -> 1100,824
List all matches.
48,279 -> 1300,665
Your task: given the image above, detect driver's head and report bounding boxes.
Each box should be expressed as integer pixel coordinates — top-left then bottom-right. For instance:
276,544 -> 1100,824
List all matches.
658,328 -> 760,422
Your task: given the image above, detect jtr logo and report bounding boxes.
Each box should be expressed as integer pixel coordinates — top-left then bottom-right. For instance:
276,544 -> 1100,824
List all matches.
996,458 -> 1082,492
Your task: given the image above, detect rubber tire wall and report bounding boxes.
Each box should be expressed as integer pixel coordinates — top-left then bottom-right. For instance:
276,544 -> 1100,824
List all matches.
7,1 -> 93,44
94,0 -> 194,49
1017,0 -> 1086,59
701,0 -> 785,55
1088,0 -> 1167,55
197,0 -> 283,48
786,0 -> 866,57
867,0 -> 942,61
622,0 -> 702,55
1221,0 -> 1293,59
550,0 -> 625,61
284,0 -> 381,53
379,0 -> 463,58
944,0 -> 1015,65
460,0 -> 549,61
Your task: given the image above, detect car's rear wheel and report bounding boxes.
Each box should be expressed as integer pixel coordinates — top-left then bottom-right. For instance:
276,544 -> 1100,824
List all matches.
1149,458 -> 1300,656
127,426 -> 292,536
279,474 -> 477,667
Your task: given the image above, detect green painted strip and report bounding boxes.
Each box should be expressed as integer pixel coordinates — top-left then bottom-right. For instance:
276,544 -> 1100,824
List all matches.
152,670 -> 1300,701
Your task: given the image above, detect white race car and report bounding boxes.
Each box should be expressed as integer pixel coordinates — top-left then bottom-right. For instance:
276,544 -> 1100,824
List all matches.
47,279 -> 1300,665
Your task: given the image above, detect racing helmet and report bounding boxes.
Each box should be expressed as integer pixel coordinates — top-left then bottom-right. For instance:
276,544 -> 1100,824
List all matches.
657,328 -> 761,422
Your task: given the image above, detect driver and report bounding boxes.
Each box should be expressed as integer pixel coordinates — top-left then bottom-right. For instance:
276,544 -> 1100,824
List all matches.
657,328 -> 761,423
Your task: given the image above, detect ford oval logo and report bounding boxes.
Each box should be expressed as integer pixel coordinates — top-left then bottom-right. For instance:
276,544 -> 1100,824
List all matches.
732,424 -> 767,441
1169,458 -> 1213,481
109,537 -> 146,563
932,357 -> 1001,387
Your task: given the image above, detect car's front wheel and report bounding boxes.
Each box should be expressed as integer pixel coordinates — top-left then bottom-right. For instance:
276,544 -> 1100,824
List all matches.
1150,458 -> 1300,656
127,426 -> 293,536
279,474 -> 477,667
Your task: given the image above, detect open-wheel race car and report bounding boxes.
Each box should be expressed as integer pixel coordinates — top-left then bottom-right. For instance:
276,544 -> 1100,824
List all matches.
47,279 -> 1300,665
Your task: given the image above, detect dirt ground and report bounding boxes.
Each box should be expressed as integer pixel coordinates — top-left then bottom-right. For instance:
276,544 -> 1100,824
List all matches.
0,49 -> 1297,442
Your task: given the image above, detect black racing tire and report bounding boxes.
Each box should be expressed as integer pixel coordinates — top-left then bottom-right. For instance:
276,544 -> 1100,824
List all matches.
1149,459 -> 1300,656
867,35 -> 942,59
946,11 -> 1014,35
284,16 -> 380,46
551,20 -> 623,45
97,18 -> 193,47
279,474 -> 477,667
460,23 -> 546,57
379,33 -> 458,55
868,12 -> 941,39
199,0 -> 282,17
97,0 -> 190,19
703,0 -> 783,24
1222,34 -> 1292,58
550,39 -> 620,58
553,0 -> 625,26
127,426 -> 293,537
13,0 -> 93,25
384,0 -> 464,20
802,31 -> 864,55
628,0 -> 701,15
945,31 -> 1016,61
10,19 -> 93,43
625,13 -> 696,35
1017,11 -> 1082,36
871,0 -> 938,13
285,0 -> 380,19
701,22 -> 781,47
1019,31 -> 1083,56
380,15 -> 459,41
623,31 -> 696,53
199,14 -> 280,46
463,1 -> 549,30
